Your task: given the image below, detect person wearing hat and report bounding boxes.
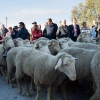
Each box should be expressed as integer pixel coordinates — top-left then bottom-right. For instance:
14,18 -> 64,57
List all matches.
30,22 -> 37,41
13,26 -> 19,39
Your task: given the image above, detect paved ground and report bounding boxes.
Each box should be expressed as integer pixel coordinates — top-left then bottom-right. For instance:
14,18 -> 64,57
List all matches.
0,75 -> 92,100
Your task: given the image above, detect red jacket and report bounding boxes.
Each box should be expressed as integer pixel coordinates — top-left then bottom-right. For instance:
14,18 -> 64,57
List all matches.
32,30 -> 42,40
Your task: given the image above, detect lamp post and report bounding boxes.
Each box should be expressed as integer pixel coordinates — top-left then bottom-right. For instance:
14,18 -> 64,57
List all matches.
6,17 -> 8,28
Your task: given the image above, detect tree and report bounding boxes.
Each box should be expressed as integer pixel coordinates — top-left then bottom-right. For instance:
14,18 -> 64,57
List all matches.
71,0 -> 100,27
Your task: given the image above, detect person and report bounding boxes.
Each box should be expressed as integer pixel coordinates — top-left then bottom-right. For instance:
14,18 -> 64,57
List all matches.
13,26 -> 19,39
43,18 -> 58,40
44,22 -> 48,27
31,22 -> 37,32
38,24 -> 42,33
30,22 -> 37,41
81,22 -> 91,35
97,16 -> 100,37
16,22 -> 30,40
31,24 -> 42,41
6,27 -> 16,39
90,20 -> 98,38
56,19 -> 70,39
1,24 -> 8,37
69,18 -> 80,41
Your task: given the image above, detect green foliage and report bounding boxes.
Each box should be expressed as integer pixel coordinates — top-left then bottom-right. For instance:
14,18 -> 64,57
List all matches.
71,0 -> 100,27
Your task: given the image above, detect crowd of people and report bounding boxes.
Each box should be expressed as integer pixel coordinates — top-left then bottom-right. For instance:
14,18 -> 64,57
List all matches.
0,16 -> 100,42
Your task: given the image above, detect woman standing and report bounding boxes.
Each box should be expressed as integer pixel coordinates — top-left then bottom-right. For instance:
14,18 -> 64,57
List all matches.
31,24 -> 42,41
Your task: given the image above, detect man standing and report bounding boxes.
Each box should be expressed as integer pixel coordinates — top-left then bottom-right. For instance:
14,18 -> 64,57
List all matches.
17,22 -> 30,40
57,19 -> 70,38
69,18 -> 80,41
43,18 -> 58,40
1,24 -> 8,37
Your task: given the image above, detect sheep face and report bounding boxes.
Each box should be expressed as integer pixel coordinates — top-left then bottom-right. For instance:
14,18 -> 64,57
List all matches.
48,40 -> 61,55
59,40 -> 69,49
4,38 -> 15,49
35,41 -> 51,54
56,55 -> 77,81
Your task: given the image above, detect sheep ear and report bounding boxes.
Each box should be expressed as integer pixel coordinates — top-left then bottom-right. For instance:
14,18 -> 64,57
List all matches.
48,42 -> 52,46
55,58 -> 62,70
74,58 -> 78,61
34,44 -> 39,49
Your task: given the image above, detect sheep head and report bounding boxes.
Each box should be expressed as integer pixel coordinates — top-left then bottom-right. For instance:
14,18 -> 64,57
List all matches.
48,39 -> 61,55
55,52 -> 78,81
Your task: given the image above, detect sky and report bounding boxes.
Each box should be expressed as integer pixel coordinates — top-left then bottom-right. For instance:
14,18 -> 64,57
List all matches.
0,0 -> 85,30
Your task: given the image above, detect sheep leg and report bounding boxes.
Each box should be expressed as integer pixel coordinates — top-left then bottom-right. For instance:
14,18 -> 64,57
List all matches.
47,86 -> 51,100
30,78 -> 36,91
25,76 -> 31,97
3,66 -> 6,76
8,74 -> 13,88
50,85 -> 55,100
60,81 -> 68,100
12,77 -> 16,83
35,85 -> 41,100
0,70 -> 3,76
17,79 -> 22,95
6,72 -> 9,84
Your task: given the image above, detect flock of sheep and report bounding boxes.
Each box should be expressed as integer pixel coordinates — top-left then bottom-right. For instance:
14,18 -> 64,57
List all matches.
0,32 -> 100,100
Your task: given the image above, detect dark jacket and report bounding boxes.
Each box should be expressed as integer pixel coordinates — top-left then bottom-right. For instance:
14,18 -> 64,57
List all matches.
11,30 -> 18,39
16,28 -> 29,40
43,23 -> 58,40
56,25 -> 70,38
69,24 -> 80,41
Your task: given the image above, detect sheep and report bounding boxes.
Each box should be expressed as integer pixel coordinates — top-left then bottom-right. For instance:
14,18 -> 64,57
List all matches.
58,39 -> 70,49
6,46 -> 31,87
6,40 -> 50,88
15,48 -> 77,100
34,40 -> 51,54
48,39 -> 61,55
13,38 -> 24,47
70,42 -> 99,50
0,36 -> 15,76
31,37 -> 49,44
77,33 -> 96,44
93,37 -> 100,45
58,37 -> 74,43
6,40 -> 50,90
59,47 -> 100,100
90,50 -> 100,100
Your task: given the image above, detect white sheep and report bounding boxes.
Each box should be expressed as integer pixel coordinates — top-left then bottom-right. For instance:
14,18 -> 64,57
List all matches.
77,33 -> 96,44
70,42 -> 99,50
48,39 -> 61,55
15,48 -> 77,100
0,36 -> 15,76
